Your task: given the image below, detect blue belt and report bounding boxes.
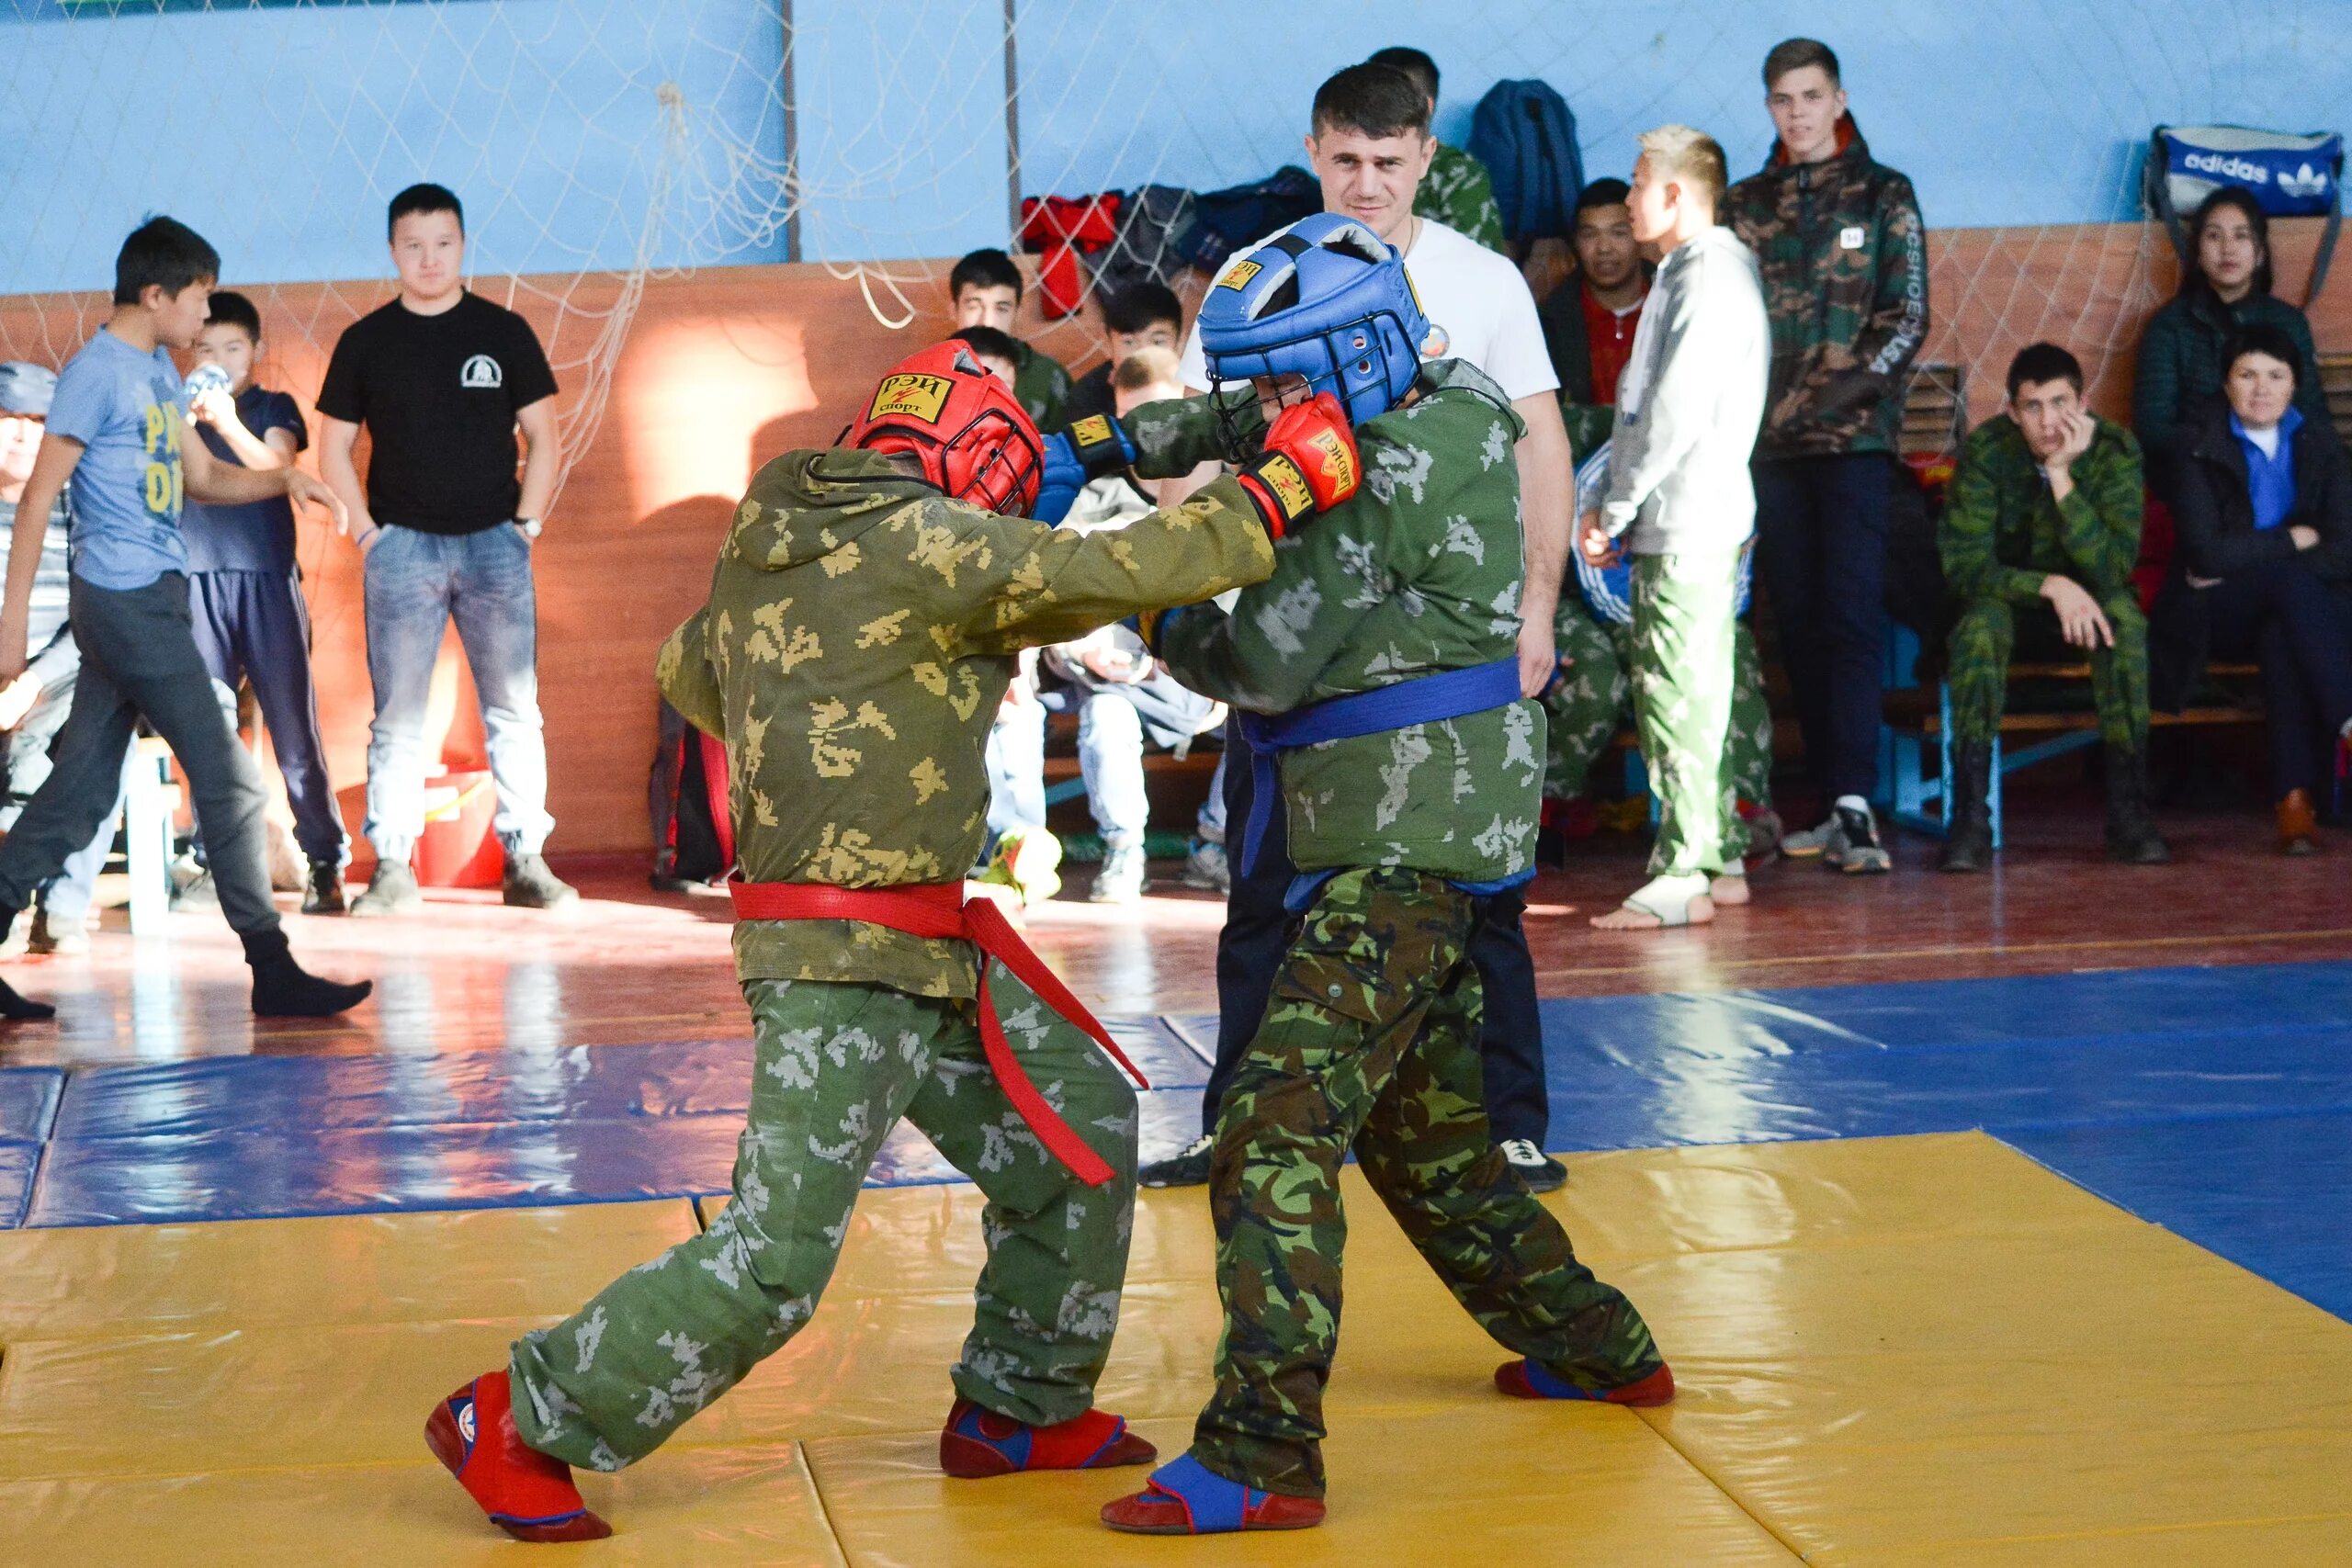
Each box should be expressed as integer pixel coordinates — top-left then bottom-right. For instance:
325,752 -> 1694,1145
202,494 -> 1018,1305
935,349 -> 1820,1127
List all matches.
1234,656 -> 1523,876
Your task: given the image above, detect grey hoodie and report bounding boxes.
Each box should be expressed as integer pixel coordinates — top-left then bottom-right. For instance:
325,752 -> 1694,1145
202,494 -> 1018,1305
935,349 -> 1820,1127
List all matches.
1599,224 -> 1770,556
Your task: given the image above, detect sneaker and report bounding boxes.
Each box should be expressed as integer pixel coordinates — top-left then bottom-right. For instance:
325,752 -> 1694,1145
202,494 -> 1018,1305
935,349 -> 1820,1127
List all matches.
1500,1138 -> 1567,1193
1181,839 -> 1230,893
1825,800 -> 1892,874
503,852 -> 580,910
350,860 -> 424,918
302,860 -> 346,915
1091,841 -> 1147,905
1139,1134 -> 1214,1189
28,907 -> 88,956
1778,816 -> 1846,860
173,866 -> 220,910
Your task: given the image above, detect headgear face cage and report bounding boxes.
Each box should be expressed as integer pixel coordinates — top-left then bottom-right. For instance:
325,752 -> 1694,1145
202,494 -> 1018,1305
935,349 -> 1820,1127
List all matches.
842,341 -> 1047,516
1196,214 -> 1433,462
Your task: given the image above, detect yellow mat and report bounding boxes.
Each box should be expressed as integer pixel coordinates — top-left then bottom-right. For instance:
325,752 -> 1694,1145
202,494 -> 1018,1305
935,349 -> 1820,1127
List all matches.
2,1133 -> 2347,1565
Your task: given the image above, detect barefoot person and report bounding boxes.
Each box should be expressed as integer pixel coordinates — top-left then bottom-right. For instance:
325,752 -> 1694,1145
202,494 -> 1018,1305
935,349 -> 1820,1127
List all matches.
424,339 -> 1362,1542
1581,128 -> 1770,931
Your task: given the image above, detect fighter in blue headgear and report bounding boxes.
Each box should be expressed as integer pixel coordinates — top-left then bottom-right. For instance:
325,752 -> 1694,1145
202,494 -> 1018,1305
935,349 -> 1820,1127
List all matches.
1194,213 -> 1435,460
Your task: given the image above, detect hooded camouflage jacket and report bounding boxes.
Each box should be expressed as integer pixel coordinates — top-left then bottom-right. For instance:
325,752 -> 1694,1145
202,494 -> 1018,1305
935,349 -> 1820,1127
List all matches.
1128,359 -> 1545,883
659,446 -> 1274,995
1724,117 -> 1928,459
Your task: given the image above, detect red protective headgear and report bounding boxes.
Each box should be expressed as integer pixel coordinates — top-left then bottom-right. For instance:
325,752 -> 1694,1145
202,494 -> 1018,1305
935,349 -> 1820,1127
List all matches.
842,341 -> 1046,516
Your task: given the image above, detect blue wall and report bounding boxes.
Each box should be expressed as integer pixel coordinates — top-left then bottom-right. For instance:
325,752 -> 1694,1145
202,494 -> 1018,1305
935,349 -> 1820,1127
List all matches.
5,0 -> 2349,295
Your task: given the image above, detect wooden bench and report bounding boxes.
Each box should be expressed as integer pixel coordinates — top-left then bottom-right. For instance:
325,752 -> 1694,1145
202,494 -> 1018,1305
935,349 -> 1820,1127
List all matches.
1884,630 -> 2261,844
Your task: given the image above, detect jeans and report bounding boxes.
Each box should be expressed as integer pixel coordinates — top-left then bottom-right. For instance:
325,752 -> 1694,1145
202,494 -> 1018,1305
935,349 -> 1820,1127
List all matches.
2199,558 -> 2352,799
983,699 -> 1046,849
1077,692 -> 1148,848
1201,724 -> 1551,1147
188,569 -> 347,867
1753,453 -> 1892,802
0,574 -> 278,935
362,525 -> 552,863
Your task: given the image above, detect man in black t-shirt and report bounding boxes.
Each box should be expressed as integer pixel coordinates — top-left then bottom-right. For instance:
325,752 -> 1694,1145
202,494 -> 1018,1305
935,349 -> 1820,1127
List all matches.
318,183 -> 576,914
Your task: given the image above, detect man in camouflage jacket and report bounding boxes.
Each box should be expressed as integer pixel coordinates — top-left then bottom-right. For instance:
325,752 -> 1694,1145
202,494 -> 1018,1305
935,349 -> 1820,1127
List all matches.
1418,141 -> 1508,254
1108,360 -> 1669,1520
1724,38 -> 1928,873
424,344 -> 1329,1542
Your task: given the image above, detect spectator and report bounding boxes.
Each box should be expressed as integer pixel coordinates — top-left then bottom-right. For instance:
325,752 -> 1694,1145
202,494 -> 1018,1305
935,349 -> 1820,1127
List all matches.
946,325 -> 1023,390
318,183 -> 576,915
1938,343 -> 2168,872
1159,61 -> 1575,1193
2133,187 -> 2327,490
1728,37 -> 1928,875
1364,45 -> 1509,254
976,648 -> 1060,906
1062,282 -> 1183,429
1037,348 -> 1227,903
2153,324 -> 2352,854
0,362 -> 119,957
1578,126 -> 1772,930
1538,176 -> 1654,458
0,218 -> 368,1021
948,248 -> 1072,430
175,288 -> 350,913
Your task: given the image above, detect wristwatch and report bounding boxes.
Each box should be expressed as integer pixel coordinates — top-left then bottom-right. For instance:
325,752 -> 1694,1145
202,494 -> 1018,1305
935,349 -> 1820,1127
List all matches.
514,517 -> 543,539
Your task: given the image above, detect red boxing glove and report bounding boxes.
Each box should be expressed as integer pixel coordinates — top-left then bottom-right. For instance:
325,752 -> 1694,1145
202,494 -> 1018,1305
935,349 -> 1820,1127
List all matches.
1234,391 -> 1363,539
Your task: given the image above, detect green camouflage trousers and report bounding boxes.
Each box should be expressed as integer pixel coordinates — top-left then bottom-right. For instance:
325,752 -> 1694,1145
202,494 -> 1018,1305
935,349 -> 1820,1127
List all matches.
1190,866 -> 1665,1499
1544,601 -> 1772,816
1947,591 -> 2149,749
508,976 -> 1138,1472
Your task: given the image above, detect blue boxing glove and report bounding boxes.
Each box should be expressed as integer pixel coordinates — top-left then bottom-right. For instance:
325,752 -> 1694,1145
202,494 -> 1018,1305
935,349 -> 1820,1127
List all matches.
1030,412 -> 1138,525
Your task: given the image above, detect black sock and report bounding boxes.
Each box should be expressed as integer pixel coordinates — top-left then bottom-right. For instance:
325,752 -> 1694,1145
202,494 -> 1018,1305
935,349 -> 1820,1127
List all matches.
0,905 -> 55,1021
243,927 -> 373,1019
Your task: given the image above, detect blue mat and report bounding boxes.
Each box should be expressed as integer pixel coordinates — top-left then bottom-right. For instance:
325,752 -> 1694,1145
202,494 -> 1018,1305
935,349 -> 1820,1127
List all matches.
0,1066 -> 62,1145
2006,1110 -> 2352,1323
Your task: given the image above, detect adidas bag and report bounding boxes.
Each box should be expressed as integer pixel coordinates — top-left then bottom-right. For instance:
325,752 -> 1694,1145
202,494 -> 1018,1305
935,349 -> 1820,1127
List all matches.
2145,124 -> 2344,302
1467,80 -> 1585,246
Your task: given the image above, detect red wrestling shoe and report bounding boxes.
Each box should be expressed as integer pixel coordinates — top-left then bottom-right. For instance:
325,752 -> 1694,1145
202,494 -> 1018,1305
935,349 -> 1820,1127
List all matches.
1101,1453 -> 1325,1534
424,1371 -> 612,1543
939,1395 -> 1157,1477
1495,1358 -> 1676,1406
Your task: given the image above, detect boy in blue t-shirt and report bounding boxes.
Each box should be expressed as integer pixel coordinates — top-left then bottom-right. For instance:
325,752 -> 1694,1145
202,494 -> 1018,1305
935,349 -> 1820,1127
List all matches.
181,289 -> 351,912
0,217 -> 370,1021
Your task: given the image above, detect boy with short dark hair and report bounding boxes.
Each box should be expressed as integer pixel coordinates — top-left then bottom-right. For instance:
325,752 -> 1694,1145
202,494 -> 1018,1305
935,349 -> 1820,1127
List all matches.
949,248 -> 1072,429
0,217 -> 370,1020
181,288 -> 350,911
1938,342 -> 2165,871
946,324 -> 1024,389
1063,283 -> 1183,429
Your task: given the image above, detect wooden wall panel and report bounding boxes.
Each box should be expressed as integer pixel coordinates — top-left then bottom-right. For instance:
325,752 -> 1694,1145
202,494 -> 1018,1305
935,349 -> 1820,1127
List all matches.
2,219 -> 2343,857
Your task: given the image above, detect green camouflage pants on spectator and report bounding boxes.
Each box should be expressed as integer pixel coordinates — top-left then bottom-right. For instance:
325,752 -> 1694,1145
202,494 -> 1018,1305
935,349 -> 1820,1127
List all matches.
1628,554 -> 1747,877
1190,866 -> 1665,1499
1947,592 -> 2149,749
507,975 -> 1139,1473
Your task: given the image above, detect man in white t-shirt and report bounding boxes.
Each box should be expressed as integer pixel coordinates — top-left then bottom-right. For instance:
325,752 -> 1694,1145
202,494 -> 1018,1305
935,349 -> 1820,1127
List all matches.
1146,62 -> 1574,1194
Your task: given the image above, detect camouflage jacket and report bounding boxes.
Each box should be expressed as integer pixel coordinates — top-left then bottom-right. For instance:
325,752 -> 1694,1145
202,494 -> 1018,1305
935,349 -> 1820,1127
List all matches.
1941,412 -> 2144,604
1011,339 -> 1073,432
1417,142 -> 1508,255
660,446 -> 1274,995
1724,117 -> 1928,459
1130,360 -> 1544,882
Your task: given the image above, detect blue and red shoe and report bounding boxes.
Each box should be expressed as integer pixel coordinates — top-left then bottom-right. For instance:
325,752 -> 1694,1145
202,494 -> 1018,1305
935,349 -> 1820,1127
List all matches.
424,1371 -> 612,1543
939,1395 -> 1157,1478
1494,1358 -> 1676,1405
1100,1453 -> 1326,1535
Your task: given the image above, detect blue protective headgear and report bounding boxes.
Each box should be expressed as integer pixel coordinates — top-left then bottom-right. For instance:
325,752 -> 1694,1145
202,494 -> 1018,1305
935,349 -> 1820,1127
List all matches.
1196,213 -> 1433,457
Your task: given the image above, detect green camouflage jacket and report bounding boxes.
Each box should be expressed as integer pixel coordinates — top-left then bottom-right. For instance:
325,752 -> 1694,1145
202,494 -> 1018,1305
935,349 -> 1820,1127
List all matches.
1940,412 -> 2144,604
1011,339 -> 1073,432
1417,141 -> 1509,254
660,446 -> 1274,995
1724,118 -> 1928,459
1129,360 -> 1544,882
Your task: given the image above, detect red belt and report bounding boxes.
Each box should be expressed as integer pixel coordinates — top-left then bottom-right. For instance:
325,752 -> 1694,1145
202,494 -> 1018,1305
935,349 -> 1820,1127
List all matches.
728,880 -> 1148,1188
